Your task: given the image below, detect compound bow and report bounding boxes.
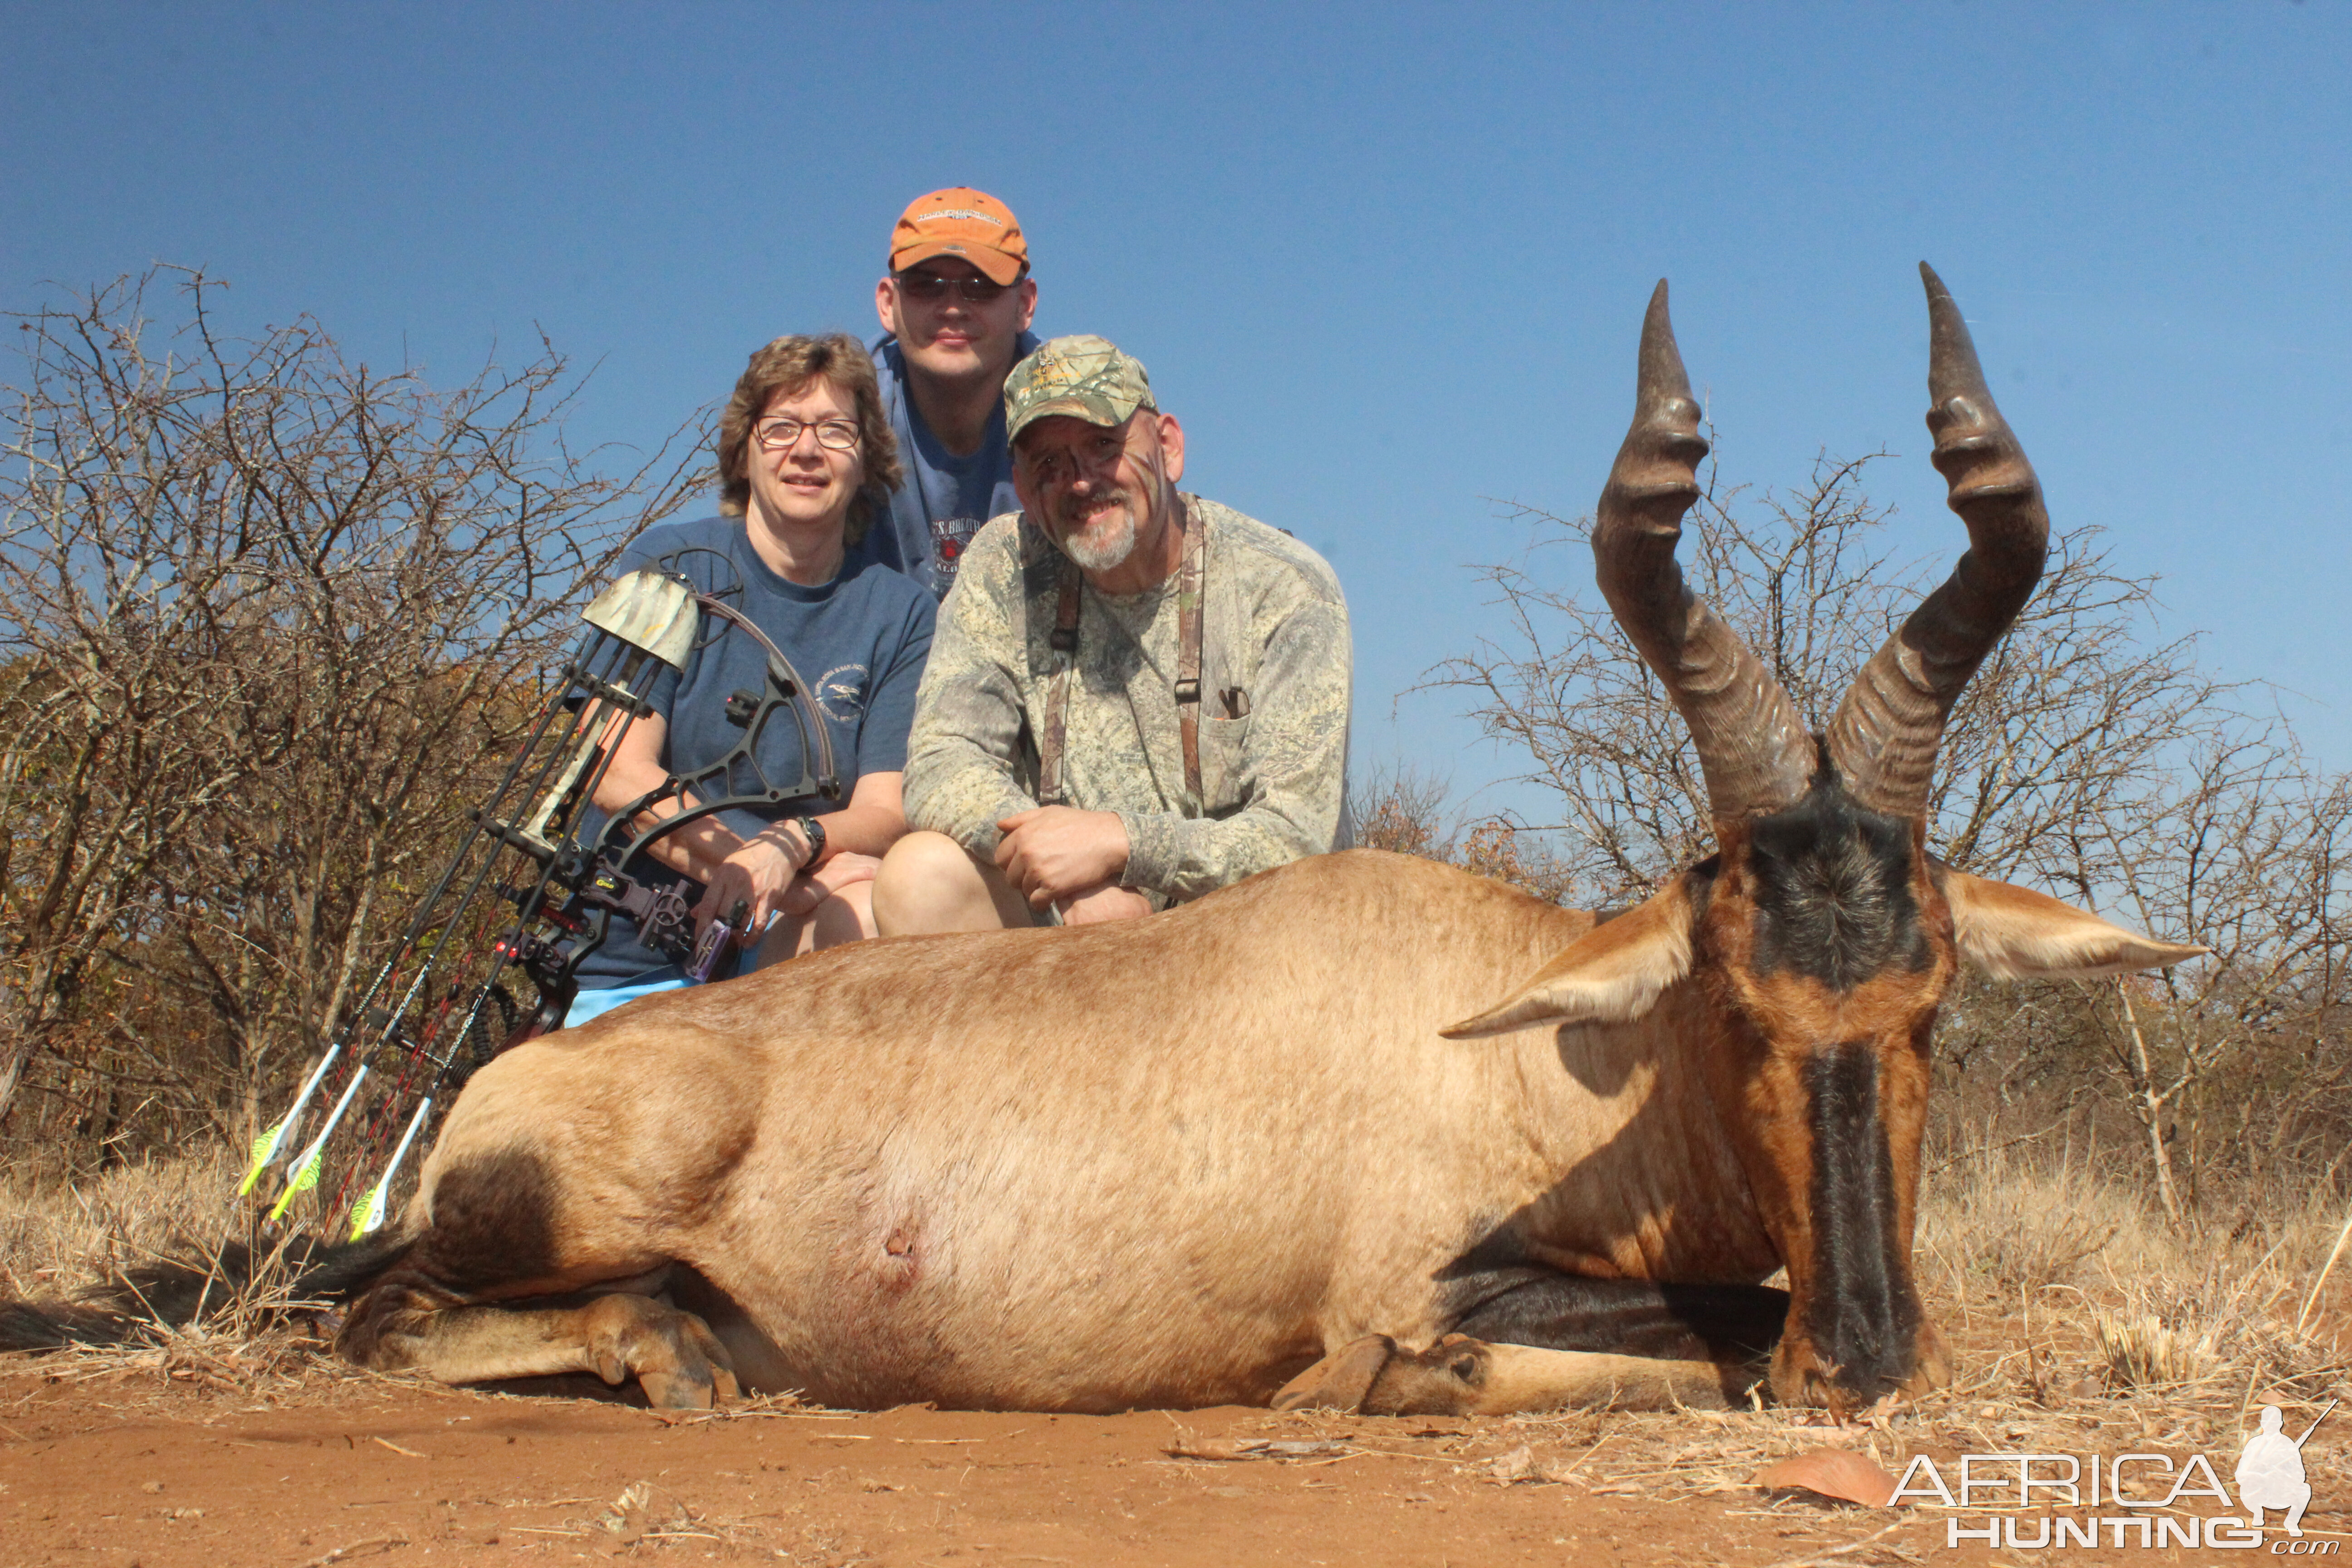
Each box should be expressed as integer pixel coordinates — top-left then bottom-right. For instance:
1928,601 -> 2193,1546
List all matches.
239,564 -> 840,1239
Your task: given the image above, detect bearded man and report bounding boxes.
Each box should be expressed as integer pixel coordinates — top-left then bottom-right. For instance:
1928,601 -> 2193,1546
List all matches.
872,335 -> 1352,931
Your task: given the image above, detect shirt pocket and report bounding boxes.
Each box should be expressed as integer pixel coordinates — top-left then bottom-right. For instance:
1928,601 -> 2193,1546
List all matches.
1198,713 -> 1252,815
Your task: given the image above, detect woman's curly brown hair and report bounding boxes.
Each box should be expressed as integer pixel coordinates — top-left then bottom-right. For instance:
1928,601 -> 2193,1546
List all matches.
717,333 -> 902,545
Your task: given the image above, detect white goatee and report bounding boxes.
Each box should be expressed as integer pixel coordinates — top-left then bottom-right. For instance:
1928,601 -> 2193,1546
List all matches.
1059,508 -> 1137,572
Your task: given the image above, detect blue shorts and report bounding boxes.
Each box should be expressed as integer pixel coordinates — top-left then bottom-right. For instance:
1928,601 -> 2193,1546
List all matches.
561,913 -> 782,1029
562,974 -> 696,1029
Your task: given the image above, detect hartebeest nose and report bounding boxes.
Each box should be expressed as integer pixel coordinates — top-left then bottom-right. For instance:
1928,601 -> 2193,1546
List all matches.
1788,1042 -> 1923,1403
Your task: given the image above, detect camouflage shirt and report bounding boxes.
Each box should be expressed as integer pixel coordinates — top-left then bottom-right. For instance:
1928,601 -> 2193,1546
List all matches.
902,495 -> 1352,905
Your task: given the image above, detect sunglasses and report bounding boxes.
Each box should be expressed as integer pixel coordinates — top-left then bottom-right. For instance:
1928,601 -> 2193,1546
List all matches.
895,270 -> 1013,304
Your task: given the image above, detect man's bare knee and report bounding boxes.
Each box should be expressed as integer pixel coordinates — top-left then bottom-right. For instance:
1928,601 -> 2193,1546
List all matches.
874,831 -> 1033,936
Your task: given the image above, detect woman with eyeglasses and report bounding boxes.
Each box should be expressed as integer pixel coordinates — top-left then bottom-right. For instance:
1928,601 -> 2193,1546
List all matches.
562,333 -> 936,1028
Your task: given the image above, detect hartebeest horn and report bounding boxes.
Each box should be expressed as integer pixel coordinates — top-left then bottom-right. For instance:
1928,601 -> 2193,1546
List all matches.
1823,264 -> 2050,818
1595,281 -> 1813,820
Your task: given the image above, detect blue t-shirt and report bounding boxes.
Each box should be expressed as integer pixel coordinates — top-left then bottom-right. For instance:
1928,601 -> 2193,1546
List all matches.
571,515 -> 935,987
867,330 -> 1041,602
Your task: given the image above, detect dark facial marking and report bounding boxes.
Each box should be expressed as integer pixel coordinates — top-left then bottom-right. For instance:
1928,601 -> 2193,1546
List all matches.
1746,778 -> 1927,989
1447,1272 -> 1788,1366
1434,1225 -> 1786,1369
1800,1044 -> 1920,1400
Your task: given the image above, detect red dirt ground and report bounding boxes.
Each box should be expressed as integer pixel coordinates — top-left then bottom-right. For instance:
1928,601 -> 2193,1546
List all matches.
5,1357 -> 2339,1568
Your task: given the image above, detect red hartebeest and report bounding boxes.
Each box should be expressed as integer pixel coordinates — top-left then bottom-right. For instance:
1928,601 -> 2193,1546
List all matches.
216,268 -> 2204,1415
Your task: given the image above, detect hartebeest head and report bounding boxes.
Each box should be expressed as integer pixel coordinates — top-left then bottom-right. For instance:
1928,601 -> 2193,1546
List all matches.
1445,266 -> 2204,1409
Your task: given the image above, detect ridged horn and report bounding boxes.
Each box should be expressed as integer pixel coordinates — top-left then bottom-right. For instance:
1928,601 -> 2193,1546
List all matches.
1594,281 -> 1813,821
1823,263 -> 2050,818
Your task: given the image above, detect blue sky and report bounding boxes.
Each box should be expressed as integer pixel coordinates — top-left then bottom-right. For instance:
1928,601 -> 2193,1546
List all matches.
6,2 -> 2347,822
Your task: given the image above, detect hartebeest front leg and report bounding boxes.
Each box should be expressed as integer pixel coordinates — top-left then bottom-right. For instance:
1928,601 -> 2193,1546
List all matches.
1274,1334 -> 1764,1414
1273,1276 -> 1786,1414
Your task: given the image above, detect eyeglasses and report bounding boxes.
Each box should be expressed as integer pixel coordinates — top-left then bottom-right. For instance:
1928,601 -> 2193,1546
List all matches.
754,417 -> 861,453
895,270 -> 1012,304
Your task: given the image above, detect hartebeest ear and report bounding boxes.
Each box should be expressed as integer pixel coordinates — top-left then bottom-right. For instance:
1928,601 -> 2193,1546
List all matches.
1439,876 -> 1700,1039
1940,869 -> 2207,979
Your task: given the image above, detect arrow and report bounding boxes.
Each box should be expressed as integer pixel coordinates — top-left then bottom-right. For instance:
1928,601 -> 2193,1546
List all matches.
348,1097 -> 434,1241
267,1065 -> 370,1222
238,1048 -> 339,1197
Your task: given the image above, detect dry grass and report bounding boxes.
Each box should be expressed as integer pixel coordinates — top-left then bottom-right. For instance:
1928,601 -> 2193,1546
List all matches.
0,1147 -> 240,1299
2078,1246 -> 2350,1403
1916,1143 -> 2137,1297
2089,1305 -> 2220,1391
1916,1133 -> 2352,1447
0,1147 -> 358,1393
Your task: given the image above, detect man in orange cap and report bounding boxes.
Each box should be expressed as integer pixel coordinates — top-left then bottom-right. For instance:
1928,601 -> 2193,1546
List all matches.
868,187 -> 1041,602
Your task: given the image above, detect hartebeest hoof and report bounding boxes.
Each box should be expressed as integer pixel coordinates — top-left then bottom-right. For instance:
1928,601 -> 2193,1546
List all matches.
1271,1335 -> 1500,1415
1357,1335 -> 1497,1415
580,1294 -> 741,1410
1271,1335 -> 1397,1412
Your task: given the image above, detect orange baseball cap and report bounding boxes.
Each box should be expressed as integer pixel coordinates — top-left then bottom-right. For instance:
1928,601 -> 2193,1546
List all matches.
888,188 -> 1029,286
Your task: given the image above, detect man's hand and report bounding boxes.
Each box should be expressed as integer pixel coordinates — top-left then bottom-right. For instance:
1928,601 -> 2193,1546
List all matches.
994,806 -> 1130,907
1056,882 -> 1154,925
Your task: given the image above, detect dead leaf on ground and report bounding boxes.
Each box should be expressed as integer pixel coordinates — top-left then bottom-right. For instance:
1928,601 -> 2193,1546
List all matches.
1753,1447 -> 1900,1508
596,1480 -> 690,1541
1487,1445 -> 1539,1483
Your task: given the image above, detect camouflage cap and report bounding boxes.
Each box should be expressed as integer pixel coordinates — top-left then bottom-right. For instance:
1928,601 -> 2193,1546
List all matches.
1004,335 -> 1156,445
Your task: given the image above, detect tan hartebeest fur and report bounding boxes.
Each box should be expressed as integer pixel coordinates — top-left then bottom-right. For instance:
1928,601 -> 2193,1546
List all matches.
345,846 -> 2193,1413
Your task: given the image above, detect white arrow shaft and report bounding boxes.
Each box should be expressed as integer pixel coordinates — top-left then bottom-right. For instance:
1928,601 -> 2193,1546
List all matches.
263,1048 -> 339,1162
292,1065 -> 370,1171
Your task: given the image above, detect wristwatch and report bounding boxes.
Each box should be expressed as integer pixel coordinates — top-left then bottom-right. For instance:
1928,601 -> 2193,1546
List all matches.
790,814 -> 827,870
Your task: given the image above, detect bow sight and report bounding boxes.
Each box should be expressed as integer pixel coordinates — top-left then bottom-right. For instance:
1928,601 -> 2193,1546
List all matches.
238,567 -> 840,1238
